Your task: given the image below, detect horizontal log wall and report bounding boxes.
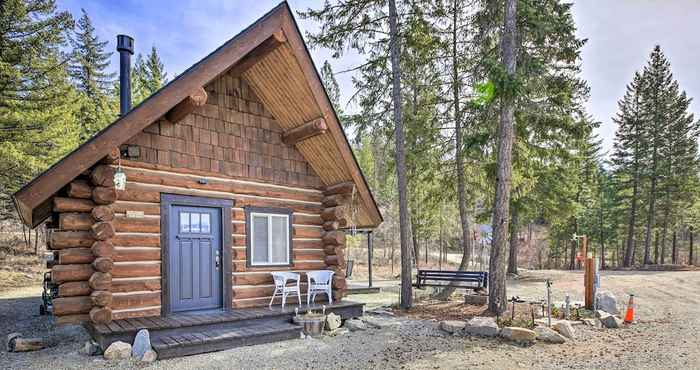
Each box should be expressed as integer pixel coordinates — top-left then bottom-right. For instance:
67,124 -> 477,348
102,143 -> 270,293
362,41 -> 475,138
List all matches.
115,161 -> 328,310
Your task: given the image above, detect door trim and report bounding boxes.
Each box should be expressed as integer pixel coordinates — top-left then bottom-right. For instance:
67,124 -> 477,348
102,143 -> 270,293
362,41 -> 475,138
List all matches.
160,193 -> 233,316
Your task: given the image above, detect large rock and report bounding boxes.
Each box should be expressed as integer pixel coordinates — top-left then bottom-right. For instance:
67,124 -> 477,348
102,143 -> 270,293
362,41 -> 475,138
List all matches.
140,349 -> 157,363
600,314 -> 624,329
363,316 -> 398,329
439,320 -> 467,334
325,313 -> 342,331
344,319 -> 367,331
131,329 -> 151,359
500,327 -> 537,344
82,340 -> 102,356
534,326 -> 567,344
6,333 -> 21,352
583,318 -> 602,328
553,321 -> 576,339
464,316 -> 500,337
327,327 -> 349,337
596,291 -> 619,315
103,341 -> 131,361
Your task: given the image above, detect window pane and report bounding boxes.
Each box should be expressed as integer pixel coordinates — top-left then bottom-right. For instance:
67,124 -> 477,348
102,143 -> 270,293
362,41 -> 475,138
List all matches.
252,215 -> 268,264
270,216 -> 288,264
201,213 -> 211,233
191,213 -> 201,233
180,212 -> 190,233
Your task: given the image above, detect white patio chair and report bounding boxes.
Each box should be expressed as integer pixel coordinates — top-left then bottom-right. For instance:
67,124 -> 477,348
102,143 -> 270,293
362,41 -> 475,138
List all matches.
307,270 -> 335,305
269,272 -> 301,309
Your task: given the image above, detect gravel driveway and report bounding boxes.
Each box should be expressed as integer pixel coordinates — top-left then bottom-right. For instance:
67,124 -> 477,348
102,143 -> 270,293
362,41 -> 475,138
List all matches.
1,269 -> 699,370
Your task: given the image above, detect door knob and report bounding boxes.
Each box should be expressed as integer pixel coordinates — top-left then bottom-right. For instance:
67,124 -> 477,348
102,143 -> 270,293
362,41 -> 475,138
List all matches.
215,255 -> 220,268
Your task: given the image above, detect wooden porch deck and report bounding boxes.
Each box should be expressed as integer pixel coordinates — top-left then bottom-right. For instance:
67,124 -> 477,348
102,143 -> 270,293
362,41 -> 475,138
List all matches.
85,300 -> 364,359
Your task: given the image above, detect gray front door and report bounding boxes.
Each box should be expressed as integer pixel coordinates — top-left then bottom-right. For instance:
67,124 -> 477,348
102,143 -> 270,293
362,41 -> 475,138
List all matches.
169,205 -> 222,312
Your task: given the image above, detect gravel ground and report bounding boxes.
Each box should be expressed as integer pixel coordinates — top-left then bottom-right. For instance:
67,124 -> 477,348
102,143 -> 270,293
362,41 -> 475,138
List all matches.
1,269 -> 699,370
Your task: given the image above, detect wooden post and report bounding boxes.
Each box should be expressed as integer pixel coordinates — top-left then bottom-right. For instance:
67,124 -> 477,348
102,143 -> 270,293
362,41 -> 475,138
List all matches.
585,257 -> 594,309
367,231 -> 373,289
583,235 -> 594,309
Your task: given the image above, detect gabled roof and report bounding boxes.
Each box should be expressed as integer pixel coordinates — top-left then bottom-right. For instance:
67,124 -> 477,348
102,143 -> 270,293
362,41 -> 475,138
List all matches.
13,2 -> 382,228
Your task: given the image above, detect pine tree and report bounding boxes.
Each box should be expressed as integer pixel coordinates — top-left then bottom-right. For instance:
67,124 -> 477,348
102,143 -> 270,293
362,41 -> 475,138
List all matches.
319,60 -> 344,122
0,0 -> 79,218
488,0 -> 517,314
70,8 -> 115,139
637,46 -> 698,265
142,46 -> 167,96
651,51 -> 699,264
611,72 -> 646,267
131,53 -> 148,104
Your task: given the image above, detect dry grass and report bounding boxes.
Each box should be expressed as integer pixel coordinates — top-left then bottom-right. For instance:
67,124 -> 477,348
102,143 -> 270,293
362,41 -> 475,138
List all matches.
0,230 -> 44,292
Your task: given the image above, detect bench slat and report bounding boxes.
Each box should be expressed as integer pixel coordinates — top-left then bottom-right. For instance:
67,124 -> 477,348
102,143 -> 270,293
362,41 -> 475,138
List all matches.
415,269 -> 488,290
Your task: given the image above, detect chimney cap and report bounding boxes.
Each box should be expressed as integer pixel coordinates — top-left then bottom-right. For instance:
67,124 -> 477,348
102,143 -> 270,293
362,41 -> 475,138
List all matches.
116,34 -> 134,54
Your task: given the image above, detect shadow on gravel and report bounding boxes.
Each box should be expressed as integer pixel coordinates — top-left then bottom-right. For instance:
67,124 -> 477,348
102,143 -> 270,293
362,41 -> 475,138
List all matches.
0,295 -> 88,348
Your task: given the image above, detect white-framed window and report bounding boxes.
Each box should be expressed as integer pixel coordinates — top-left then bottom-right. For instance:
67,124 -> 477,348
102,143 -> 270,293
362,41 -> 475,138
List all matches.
248,211 -> 291,266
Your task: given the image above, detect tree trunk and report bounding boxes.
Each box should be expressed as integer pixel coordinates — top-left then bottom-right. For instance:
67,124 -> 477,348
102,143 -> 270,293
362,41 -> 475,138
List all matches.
439,211 -> 444,270
643,163 -> 658,265
624,155 -> 641,267
660,191 -> 670,265
424,239 -> 428,265
690,227 -> 694,266
672,231 -> 677,264
599,194 -> 606,269
489,0 -> 517,314
410,215 -> 419,267
570,238 -> 577,270
507,206 -> 518,274
653,230 -> 659,264
388,0 -> 412,309
436,1 -> 473,300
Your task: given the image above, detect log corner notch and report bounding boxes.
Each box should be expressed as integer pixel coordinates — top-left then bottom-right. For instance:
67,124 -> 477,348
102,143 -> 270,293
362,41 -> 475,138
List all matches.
320,182 -> 350,300
282,117 -> 328,146
85,164 -> 117,325
164,86 -> 208,124
323,181 -> 355,196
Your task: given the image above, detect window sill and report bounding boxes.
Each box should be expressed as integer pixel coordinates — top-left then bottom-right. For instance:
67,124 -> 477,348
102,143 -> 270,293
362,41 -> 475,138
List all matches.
247,263 -> 294,269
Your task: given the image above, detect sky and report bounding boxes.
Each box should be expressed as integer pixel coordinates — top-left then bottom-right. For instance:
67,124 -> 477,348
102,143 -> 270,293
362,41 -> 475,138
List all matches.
58,0 -> 700,154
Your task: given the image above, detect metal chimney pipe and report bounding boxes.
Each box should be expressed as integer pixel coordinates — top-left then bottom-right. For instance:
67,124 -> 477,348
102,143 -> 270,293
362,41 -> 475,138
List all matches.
116,34 -> 134,116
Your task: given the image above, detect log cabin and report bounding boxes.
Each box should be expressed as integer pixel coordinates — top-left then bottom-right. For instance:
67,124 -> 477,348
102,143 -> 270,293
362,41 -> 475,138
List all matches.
12,2 -> 381,356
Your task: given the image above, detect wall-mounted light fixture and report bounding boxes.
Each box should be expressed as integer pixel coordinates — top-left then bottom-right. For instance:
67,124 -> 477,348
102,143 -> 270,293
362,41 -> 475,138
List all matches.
120,145 -> 140,159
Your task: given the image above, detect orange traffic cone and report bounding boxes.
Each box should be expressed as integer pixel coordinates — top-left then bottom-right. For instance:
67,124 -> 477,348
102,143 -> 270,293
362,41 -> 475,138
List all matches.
623,294 -> 635,323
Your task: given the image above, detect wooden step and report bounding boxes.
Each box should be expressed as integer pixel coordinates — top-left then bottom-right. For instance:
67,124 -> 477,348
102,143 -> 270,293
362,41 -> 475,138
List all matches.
152,321 -> 302,359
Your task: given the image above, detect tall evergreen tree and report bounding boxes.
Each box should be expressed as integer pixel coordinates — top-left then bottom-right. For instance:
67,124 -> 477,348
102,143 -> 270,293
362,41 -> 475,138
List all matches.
300,0 -> 415,307
639,46 -> 697,265
70,8 -> 115,139
142,45 -> 167,96
0,0 -> 79,219
128,46 -> 167,106
611,72 -> 646,267
488,0 -> 517,314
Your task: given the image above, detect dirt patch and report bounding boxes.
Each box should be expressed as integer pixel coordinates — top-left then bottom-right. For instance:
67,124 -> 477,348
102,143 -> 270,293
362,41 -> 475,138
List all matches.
397,299 -> 492,321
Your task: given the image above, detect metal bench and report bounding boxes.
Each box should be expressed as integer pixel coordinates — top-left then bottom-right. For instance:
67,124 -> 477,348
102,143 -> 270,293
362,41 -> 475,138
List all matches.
413,270 -> 488,291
